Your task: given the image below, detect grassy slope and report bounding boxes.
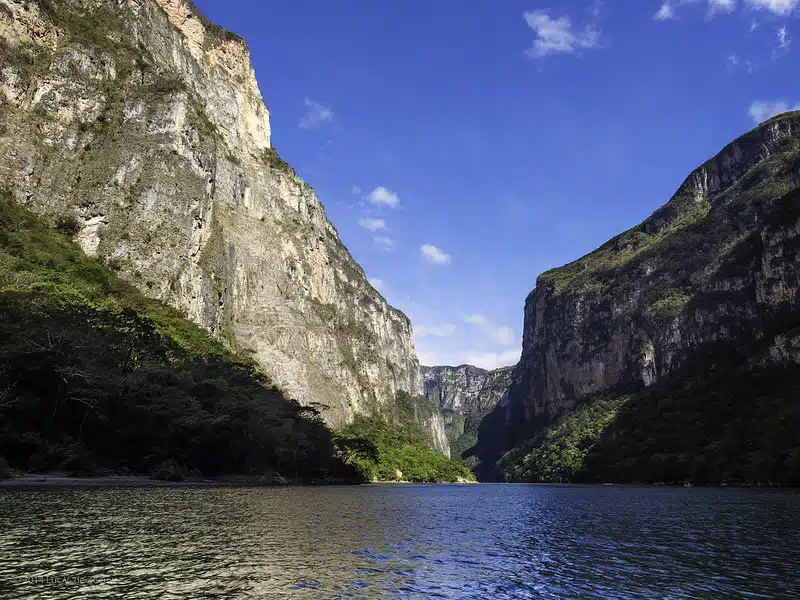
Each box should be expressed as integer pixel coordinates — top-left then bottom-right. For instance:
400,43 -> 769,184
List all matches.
537,112 -> 800,299
0,193 -> 357,481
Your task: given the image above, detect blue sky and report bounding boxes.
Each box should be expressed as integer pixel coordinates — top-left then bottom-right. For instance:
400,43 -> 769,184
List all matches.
195,0 -> 798,369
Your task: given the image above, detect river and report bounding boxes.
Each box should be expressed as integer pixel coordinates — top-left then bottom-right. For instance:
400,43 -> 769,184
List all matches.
1,484 -> 798,598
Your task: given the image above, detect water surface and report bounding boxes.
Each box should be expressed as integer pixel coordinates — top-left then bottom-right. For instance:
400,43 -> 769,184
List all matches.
1,484 -> 798,599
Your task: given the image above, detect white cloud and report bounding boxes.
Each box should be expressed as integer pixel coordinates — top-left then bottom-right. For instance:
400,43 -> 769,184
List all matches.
416,324 -> 457,338
464,348 -> 521,370
464,314 -> 517,346
778,25 -> 790,48
490,326 -> 516,346
416,347 -> 520,369
523,10 -> 600,58
745,0 -> 798,15
416,350 -> 456,368
367,186 -> 400,208
358,217 -> 387,231
728,54 -> 740,65
659,0 -> 794,19
749,99 -> 800,123
464,314 -> 487,325
369,278 -> 384,291
709,0 -> 736,14
373,236 -> 394,251
421,244 -> 451,265
655,2 -> 675,19
299,98 -> 334,130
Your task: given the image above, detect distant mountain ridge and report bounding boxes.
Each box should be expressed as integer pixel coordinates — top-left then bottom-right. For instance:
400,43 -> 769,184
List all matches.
421,365 -> 512,460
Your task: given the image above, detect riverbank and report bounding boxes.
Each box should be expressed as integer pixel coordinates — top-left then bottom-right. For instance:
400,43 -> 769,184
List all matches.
0,472 -> 364,489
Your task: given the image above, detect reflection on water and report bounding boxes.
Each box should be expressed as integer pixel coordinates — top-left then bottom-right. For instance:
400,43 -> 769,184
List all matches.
1,484 -> 798,599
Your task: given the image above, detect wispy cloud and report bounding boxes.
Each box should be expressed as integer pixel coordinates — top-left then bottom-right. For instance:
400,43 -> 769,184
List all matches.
421,244 -> 451,265
463,314 -> 517,346
416,324 -> 457,337
523,10 -> 600,58
778,25 -> 790,48
464,314 -> 487,325
464,348 -> 521,370
358,217 -> 387,231
367,186 -> 400,208
655,2 -> 675,20
745,0 -> 798,15
373,236 -> 394,251
416,347 -> 520,369
709,0 -> 736,15
748,99 -> 800,123
369,278 -> 384,291
658,0 -> 795,20
351,185 -> 362,195
299,98 -> 334,130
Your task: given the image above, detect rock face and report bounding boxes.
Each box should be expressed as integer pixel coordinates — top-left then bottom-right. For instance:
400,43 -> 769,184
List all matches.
421,365 -> 512,456
505,113 -> 800,438
0,0 -> 442,443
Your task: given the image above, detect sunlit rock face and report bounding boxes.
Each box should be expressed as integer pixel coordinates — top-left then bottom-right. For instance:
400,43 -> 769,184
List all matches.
0,0 -> 436,435
506,113 -> 800,432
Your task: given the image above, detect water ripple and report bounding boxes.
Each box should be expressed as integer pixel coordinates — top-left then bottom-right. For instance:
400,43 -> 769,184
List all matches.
0,485 -> 798,599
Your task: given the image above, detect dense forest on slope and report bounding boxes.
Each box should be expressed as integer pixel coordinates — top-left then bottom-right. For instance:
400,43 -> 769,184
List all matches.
0,193 -> 359,482
499,348 -> 800,485
474,115 -> 800,485
335,392 -> 475,483
496,184 -> 800,486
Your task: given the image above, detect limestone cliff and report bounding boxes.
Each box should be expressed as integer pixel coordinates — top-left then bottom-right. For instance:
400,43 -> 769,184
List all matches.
505,112 -> 800,438
421,364 -> 511,458
0,0 -> 443,444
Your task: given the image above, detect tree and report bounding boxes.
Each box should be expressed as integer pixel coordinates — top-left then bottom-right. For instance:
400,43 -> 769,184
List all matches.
333,433 -> 380,464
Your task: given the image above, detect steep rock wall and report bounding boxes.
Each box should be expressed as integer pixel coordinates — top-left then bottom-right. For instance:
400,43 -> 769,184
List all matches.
507,113 -> 800,432
0,0 -> 440,441
422,364 -> 512,456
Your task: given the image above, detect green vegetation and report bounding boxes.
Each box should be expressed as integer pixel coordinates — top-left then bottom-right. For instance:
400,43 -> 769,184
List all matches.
394,390 -> 441,444
499,395 -> 629,483
499,342 -> 800,485
0,38 -> 50,83
494,121 -> 800,486
645,287 -> 692,319
538,193 -> 710,296
184,0 -> 247,47
447,414 -> 481,461
0,192 -> 358,482
35,0 -> 140,72
579,346 -> 800,486
262,147 -> 296,176
334,416 -> 475,483
538,121 -> 800,299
